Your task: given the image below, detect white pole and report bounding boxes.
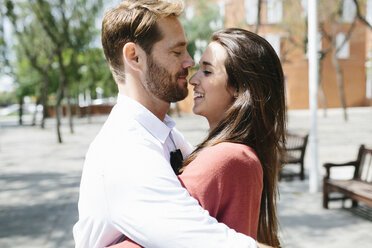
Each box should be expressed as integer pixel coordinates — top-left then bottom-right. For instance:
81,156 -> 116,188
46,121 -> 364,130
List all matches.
308,0 -> 320,193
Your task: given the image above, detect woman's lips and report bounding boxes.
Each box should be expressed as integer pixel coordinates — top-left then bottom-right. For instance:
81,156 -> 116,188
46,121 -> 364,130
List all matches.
193,92 -> 204,101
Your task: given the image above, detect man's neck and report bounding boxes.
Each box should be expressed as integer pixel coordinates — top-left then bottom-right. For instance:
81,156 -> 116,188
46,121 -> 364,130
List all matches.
138,95 -> 170,121
118,83 -> 169,121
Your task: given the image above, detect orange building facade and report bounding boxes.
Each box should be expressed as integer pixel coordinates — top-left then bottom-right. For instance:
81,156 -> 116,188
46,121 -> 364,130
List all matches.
178,0 -> 372,112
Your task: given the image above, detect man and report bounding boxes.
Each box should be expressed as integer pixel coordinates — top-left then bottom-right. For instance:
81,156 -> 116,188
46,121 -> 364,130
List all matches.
73,1 -> 258,247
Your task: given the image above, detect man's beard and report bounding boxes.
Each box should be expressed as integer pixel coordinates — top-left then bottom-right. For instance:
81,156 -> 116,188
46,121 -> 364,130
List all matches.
143,55 -> 188,103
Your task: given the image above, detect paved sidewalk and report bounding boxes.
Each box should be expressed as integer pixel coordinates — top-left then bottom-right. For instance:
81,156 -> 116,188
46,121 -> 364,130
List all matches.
278,107 -> 372,248
0,107 -> 371,248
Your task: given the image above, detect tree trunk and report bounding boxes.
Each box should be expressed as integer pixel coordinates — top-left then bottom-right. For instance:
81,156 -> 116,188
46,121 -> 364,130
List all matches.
18,96 -> 24,126
86,88 -> 92,124
40,73 -> 50,129
317,57 -> 327,117
55,85 -> 63,143
55,103 -> 63,143
255,0 -> 262,33
353,0 -> 372,30
76,95 -> 81,117
65,86 -> 74,134
55,51 -> 67,143
331,51 -> 348,121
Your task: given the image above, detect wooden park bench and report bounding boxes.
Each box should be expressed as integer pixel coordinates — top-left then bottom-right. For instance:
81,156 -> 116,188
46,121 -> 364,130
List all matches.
279,132 -> 309,181
323,145 -> 372,209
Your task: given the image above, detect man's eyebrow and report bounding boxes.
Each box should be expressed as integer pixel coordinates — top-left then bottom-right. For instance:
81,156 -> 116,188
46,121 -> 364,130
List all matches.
169,41 -> 187,49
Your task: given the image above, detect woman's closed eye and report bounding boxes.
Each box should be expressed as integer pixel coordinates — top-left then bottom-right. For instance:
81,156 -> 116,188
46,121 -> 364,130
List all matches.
203,70 -> 212,76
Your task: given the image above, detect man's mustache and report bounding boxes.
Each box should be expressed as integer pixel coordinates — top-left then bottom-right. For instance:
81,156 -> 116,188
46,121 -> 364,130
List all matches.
176,69 -> 189,78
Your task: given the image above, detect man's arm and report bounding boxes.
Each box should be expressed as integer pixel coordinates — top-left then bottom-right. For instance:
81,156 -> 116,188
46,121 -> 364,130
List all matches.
104,144 -> 257,248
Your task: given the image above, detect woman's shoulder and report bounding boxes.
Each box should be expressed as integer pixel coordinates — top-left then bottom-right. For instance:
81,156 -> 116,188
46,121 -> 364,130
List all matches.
196,142 -> 261,171
202,142 -> 258,160
181,142 -> 262,190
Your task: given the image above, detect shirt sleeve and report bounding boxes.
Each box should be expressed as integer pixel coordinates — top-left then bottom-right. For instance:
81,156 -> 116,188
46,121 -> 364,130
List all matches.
103,143 -> 258,248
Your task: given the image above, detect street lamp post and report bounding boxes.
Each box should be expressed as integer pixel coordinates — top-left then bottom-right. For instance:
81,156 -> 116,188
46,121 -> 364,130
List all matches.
308,0 -> 320,193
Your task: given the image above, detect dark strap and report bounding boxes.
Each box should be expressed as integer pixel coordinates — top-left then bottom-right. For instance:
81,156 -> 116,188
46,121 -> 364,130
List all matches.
170,149 -> 183,175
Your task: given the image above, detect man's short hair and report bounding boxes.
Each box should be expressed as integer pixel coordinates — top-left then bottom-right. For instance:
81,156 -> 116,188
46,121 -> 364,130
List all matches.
102,0 -> 184,83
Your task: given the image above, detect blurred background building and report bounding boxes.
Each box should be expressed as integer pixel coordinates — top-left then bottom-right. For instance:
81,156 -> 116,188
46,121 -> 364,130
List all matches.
1,0 -> 371,117
177,0 -> 372,112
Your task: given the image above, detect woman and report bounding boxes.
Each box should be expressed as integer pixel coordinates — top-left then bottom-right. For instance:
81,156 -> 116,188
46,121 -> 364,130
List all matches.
111,28 -> 285,247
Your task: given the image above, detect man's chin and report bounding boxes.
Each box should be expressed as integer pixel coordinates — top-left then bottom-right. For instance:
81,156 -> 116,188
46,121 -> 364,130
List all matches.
179,88 -> 189,101
174,83 -> 188,99
162,89 -> 188,103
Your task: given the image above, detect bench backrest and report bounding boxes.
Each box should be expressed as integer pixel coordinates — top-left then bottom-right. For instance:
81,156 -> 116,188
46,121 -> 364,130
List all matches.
356,145 -> 372,183
284,132 -> 309,162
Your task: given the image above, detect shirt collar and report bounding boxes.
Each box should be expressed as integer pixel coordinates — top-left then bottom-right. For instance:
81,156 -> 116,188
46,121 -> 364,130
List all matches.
117,94 -> 175,144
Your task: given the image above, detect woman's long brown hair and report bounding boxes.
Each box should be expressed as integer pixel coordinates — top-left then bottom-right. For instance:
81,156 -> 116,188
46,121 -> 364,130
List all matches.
182,28 -> 286,247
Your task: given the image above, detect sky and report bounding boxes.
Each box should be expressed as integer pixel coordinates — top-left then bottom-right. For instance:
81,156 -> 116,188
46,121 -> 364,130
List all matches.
0,75 -> 14,92
0,17 -> 14,92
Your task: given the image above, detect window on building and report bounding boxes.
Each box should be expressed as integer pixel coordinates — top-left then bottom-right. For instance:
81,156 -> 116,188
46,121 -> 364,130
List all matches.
185,6 -> 195,20
209,1 -> 225,30
265,34 -> 281,57
367,0 -> 372,24
301,0 -> 308,18
336,33 -> 350,59
218,1 -> 225,18
366,61 -> 372,100
342,0 -> 356,23
244,0 -> 258,25
267,0 -> 283,24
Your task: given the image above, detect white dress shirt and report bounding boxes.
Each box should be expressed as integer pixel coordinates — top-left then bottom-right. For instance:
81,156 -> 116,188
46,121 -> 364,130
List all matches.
73,94 -> 257,248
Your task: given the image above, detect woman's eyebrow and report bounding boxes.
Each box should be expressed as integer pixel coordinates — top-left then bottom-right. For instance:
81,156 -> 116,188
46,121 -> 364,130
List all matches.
201,61 -> 214,67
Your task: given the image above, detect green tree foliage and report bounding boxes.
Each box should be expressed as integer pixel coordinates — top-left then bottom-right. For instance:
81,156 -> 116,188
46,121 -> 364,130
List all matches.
181,0 -> 224,64
0,91 -> 16,106
29,0 -> 105,140
0,1 -> 7,74
4,0 -> 112,142
77,48 -> 116,99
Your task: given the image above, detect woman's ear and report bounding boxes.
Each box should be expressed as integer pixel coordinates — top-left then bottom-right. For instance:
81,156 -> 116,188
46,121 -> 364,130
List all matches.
122,42 -> 146,73
228,86 -> 238,99
233,91 -> 239,98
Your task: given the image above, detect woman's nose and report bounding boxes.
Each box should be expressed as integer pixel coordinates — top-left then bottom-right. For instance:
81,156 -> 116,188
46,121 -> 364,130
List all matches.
189,73 -> 199,86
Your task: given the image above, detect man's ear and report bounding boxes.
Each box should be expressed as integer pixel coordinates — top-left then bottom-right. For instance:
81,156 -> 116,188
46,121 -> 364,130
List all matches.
122,42 -> 146,72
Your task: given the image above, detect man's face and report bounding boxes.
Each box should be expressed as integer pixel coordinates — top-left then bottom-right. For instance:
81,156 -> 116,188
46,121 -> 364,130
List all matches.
142,16 -> 194,103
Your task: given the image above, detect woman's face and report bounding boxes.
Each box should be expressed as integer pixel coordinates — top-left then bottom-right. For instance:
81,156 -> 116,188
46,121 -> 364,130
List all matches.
189,42 -> 235,129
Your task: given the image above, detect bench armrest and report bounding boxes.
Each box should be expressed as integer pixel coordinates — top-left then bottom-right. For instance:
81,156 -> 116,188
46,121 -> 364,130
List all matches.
286,146 -> 304,151
323,161 -> 358,179
323,161 -> 359,168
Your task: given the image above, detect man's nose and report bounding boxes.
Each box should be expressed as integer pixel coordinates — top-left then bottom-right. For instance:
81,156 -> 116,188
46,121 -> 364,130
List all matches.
183,52 -> 195,69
